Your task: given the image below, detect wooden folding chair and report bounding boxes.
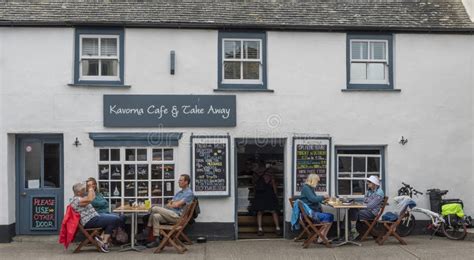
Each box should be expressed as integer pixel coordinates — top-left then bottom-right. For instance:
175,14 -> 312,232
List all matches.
154,200 -> 198,254
73,224 -> 103,253
297,201 -> 332,248
359,196 -> 389,241
376,206 -> 408,245
289,197 -> 311,242
177,198 -> 199,245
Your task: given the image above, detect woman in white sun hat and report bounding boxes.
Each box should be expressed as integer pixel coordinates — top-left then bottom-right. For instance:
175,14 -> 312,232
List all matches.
348,175 -> 384,240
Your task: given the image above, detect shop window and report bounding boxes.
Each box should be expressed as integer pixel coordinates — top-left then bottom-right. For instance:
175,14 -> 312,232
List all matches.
336,147 -> 385,198
347,34 -> 393,89
74,28 -> 124,85
218,32 -> 267,90
97,147 -> 176,211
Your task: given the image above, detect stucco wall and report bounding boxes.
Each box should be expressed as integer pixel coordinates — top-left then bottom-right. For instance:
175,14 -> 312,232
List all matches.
0,28 -> 473,227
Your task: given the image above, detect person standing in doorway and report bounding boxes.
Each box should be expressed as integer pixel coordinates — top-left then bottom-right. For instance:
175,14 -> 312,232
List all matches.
251,160 -> 281,236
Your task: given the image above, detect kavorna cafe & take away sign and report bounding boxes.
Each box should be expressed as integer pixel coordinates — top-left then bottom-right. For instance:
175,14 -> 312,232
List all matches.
104,95 -> 236,127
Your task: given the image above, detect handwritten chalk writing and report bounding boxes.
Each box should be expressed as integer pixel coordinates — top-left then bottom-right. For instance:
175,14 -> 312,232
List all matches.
194,143 -> 227,192
32,197 -> 56,230
295,144 -> 328,193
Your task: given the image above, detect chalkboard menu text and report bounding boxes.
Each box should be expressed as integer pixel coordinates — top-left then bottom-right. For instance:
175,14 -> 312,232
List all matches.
31,196 -> 56,230
293,138 -> 330,195
192,137 -> 230,196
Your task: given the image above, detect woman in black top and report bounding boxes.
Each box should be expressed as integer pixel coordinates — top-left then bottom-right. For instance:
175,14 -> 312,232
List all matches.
251,161 -> 281,236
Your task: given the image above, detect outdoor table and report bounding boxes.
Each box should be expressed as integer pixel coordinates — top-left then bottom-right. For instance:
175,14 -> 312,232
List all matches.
326,202 -> 367,247
113,205 -> 149,252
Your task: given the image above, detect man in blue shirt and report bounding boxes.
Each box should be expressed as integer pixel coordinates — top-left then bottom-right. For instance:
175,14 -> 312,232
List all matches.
146,174 -> 194,248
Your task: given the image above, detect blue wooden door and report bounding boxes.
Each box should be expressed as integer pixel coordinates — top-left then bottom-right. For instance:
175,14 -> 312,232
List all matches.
17,135 -> 64,235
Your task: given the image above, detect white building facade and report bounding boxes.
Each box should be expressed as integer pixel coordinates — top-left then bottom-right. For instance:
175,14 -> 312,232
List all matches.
0,0 -> 473,242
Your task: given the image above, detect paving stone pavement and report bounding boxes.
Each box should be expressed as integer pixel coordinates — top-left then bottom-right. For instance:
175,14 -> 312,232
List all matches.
1,235 -> 473,260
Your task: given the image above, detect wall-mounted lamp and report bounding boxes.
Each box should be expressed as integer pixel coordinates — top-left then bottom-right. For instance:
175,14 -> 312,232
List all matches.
73,137 -> 82,147
170,50 -> 175,75
399,136 -> 408,145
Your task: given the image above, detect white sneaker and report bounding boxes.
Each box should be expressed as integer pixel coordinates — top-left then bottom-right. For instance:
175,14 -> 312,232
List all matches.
94,236 -> 109,253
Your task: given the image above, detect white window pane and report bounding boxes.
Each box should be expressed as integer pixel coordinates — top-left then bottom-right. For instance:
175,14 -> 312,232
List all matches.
338,180 -> 351,195
351,41 -> 368,60
82,38 -> 98,56
367,63 -> 385,80
82,59 -> 99,76
367,157 -> 380,172
224,40 -> 241,59
371,42 -> 386,60
101,38 -> 117,56
338,157 -> 352,172
244,41 -> 260,59
350,63 -> 366,81
243,62 -> 259,79
224,61 -> 241,79
353,157 -> 366,173
101,59 -> 118,76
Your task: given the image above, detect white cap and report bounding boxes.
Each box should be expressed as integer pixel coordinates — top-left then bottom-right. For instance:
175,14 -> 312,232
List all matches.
366,176 -> 380,186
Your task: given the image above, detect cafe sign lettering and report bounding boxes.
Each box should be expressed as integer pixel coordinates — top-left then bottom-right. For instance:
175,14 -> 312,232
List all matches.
104,95 -> 236,127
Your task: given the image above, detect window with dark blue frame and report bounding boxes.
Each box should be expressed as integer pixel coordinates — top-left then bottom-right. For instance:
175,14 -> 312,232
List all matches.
346,34 -> 393,90
218,32 -> 267,90
74,28 -> 125,85
335,146 -> 385,198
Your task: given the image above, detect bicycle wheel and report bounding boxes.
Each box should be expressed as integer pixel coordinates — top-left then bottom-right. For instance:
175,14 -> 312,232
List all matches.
397,214 -> 415,237
441,221 -> 467,240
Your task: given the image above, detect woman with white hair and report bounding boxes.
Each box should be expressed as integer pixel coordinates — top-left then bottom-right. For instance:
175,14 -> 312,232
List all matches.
71,182 -> 121,252
300,174 -> 333,240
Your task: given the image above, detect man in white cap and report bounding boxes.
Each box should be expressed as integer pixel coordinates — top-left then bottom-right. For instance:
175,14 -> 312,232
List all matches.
348,175 -> 384,240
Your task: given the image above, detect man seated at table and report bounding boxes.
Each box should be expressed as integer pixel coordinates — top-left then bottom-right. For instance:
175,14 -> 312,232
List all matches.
348,175 -> 384,240
146,174 -> 194,248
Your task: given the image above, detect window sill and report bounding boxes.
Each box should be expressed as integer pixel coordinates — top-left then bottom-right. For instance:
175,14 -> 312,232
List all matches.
214,88 -> 274,93
342,89 -> 401,92
68,83 -> 131,88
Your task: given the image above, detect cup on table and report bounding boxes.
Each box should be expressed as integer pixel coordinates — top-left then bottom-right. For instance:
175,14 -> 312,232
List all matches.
144,199 -> 151,209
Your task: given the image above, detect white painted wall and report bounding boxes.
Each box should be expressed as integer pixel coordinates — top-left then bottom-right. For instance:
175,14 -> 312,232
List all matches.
463,0 -> 474,21
0,28 -> 473,228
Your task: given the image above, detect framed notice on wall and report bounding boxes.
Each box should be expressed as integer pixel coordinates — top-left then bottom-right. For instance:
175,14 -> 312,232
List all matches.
191,135 -> 230,197
292,137 -> 331,196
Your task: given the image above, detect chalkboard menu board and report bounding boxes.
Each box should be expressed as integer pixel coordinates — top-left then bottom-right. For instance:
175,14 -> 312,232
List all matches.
31,196 -> 56,230
191,136 -> 230,196
293,138 -> 330,195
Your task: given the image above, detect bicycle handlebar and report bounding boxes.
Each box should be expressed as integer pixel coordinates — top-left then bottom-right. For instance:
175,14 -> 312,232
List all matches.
401,182 -> 423,195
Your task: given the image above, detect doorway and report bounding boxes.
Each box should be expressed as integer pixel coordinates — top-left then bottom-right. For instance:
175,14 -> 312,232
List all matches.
235,139 -> 285,239
16,135 -> 64,235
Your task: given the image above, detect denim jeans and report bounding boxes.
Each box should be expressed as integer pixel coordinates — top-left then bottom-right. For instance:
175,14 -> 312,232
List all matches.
84,213 -> 121,235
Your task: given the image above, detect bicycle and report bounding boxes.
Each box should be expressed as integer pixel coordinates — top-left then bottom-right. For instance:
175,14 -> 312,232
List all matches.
395,183 -> 467,240
395,182 -> 423,237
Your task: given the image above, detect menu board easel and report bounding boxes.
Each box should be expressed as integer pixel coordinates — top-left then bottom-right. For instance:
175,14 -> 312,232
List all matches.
292,137 -> 331,196
191,135 -> 230,197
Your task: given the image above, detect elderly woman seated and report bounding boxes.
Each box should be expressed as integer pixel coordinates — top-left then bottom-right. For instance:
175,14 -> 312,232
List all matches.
71,182 -> 121,253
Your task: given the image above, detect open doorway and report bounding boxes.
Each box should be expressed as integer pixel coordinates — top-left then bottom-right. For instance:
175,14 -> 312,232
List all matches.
236,139 -> 285,239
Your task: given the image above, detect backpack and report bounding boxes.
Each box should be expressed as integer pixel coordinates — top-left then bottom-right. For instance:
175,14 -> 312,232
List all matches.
189,198 -> 200,225
113,227 -> 128,244
382,212 -> 398,222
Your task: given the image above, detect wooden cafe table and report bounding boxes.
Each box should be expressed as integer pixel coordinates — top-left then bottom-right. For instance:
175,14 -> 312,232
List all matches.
113,205 -> 149,252
326,201 -> 367,247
